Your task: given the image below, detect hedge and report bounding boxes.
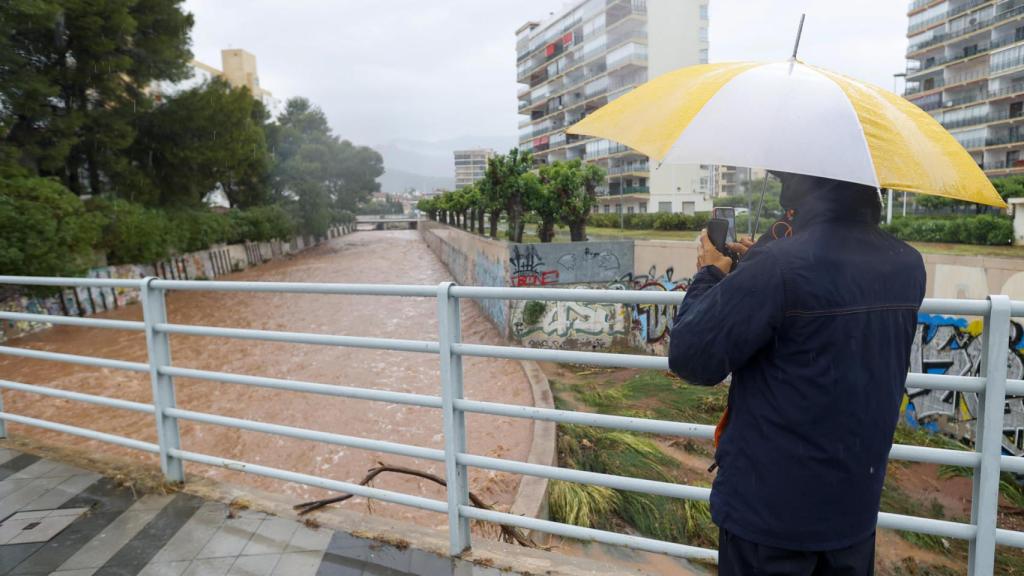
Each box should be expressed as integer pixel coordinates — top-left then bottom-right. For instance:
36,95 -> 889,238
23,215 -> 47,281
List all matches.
883,215 -> 1013,246
588,212 -> 710,231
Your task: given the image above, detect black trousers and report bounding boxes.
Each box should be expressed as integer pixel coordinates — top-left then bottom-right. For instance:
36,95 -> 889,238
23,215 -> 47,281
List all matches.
718,528 -> 875,576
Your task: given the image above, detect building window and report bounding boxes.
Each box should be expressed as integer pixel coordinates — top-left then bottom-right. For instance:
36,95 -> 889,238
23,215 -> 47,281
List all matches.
658,202 -> 672,213
700,4 -> 708,19
699,48 -> 709,64
627,206 -> 635,214
603,204 -> 610,213
700,27 -> 708,42
615,204 -> 622,213
639,202 -> 647,213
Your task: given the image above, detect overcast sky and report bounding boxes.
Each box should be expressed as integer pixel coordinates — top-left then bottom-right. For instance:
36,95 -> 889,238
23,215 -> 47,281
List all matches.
182,0 -> 910,150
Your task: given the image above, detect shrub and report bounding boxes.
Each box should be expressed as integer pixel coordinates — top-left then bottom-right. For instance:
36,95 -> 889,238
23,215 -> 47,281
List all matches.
0,177 -> 103,277
522,301 -> 547,325
89,197 -> 176,265
883,215 -> 1012,245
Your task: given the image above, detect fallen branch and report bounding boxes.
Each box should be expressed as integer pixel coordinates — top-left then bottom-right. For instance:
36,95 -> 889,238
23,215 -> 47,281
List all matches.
293,463 -> 539,548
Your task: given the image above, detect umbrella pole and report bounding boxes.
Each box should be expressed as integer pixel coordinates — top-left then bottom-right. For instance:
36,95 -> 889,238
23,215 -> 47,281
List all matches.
750,172 -> 771,240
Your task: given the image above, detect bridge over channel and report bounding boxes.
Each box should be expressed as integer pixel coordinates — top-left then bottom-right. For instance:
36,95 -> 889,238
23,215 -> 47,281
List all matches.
0,274 -> 1019,575
354,216 -> 420,230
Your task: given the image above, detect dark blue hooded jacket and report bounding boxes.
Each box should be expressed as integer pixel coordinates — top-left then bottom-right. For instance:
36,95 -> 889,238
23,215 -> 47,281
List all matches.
668,181 -> 926,551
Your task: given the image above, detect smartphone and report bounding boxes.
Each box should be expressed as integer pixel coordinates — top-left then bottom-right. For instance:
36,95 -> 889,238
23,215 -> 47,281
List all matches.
707,219 -> 730,255
712,207 -> 736,245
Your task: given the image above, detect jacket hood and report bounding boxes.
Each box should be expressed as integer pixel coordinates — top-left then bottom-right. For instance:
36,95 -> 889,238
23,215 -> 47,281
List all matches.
772,171 -> 881,227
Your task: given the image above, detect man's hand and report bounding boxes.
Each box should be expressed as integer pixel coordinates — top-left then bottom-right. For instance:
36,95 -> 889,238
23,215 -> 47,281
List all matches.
698,229 -> 733,276
727,236 -> 754,258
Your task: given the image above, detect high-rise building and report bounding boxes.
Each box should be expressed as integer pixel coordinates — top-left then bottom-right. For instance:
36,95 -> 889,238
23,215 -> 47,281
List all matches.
904,1 -> 1024,177
149,49 -> 282,117
453,149 -> 495,189
516,0 -> 712,215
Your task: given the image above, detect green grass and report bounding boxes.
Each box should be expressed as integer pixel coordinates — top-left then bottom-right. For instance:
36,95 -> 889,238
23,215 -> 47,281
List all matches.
550,424 -> 711,545
909,241 -> 1024,259
570,370 -> 728,425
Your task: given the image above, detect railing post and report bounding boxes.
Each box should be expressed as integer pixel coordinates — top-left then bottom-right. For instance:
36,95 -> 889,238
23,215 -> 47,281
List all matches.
438,281 -> 470,555
141,277 -> 184,483
969,294 -> 1010,575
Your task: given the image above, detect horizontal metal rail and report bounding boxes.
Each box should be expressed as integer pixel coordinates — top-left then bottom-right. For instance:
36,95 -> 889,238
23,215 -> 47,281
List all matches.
0,379 -> 154,414
459,505 -> 719,562
456,398 -> 716,439
155,323 -> 439,354
159,366 -> 443,409
164,407 -> 445,462
0,412 -> 159,453
458,452 -> 712,501
877,512 -> 977,540
0,345 -> 149,373
150,279 -> 437,297
169,448 -> 448,513
0,275 -> 1021,572
0,311 -> 145,331
0,276 -> 145,289
454,342 -> 668,370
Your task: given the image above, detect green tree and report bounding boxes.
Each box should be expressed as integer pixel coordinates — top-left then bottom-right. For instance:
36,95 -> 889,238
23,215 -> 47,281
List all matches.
483,149 -> 535,243
0,177 -> 103,277
542,159 -> 605,242
131,79 -> 270,207
0,0 -> 194,195
268,98 -> 383,237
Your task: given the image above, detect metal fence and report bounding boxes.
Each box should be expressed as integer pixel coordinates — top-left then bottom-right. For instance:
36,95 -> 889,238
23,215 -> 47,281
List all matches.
0,275 -> 1021,574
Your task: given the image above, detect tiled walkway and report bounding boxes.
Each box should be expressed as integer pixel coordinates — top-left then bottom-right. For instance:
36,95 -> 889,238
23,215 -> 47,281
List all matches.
0,449 -> 509,575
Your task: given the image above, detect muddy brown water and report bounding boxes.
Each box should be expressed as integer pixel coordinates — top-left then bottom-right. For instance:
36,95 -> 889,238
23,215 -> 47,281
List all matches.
0,231 -> 533,529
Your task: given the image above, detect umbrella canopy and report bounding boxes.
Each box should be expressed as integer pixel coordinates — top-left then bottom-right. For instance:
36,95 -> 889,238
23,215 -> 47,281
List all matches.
567,60 -> 1006,208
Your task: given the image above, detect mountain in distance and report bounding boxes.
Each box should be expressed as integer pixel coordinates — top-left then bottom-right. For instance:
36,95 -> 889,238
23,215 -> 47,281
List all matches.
375,134 -> 516,193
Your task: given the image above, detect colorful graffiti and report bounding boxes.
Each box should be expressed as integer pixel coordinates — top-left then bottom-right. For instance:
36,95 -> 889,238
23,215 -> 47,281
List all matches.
907,313 -> 1024,455
509,242 -> 633,286
609,266 -> 689,348
511,295 -> 628,350
473,251 -> 509,332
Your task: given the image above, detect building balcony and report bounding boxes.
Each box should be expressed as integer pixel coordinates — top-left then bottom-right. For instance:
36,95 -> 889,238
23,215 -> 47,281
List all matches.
908,0 -> 943,15
907,3 -> 1024,56
909,0 -> 997,35
907,37 -> 1022,80
941,108 -> 1024,130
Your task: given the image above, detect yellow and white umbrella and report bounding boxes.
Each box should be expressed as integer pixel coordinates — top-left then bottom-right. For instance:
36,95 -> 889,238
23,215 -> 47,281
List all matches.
568,60 -> 1006,208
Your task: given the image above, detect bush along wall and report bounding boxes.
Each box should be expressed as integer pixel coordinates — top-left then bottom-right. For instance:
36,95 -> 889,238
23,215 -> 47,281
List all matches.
587,212 -> 710,231
883,215 -> 1013,246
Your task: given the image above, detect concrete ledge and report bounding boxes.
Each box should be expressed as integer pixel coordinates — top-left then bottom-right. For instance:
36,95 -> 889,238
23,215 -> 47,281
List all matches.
509,360 -> 557,526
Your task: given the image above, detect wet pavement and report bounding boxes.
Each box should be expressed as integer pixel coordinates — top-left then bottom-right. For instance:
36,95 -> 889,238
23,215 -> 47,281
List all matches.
0,447 -> 535,575
0,231 -> 534,529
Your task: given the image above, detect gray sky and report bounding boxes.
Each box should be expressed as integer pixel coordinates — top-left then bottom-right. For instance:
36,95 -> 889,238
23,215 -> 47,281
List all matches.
182,0 -> 910,150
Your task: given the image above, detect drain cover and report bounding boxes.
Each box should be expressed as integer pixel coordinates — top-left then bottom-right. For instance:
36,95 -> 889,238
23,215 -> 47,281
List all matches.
0,507 -> 88,544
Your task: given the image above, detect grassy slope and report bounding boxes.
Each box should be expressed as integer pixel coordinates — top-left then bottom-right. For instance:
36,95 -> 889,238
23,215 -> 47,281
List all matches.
546,365 -> 1024,575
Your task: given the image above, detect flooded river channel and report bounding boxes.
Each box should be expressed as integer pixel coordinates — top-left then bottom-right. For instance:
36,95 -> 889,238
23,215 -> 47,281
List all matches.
0,231 -> 534,528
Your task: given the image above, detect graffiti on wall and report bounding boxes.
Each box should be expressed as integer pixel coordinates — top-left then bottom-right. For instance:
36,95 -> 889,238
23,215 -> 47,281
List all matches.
609,266 -> 689,349
907,313 -> 1024,455
509,242 -> 632,286
511,295 -> 627,350
0,232 -> 339,343
510,245 -> 557,286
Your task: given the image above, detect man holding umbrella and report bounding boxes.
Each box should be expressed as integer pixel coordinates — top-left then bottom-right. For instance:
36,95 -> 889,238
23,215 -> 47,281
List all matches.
567,51 -> 1006,574
668,172 -> 924,574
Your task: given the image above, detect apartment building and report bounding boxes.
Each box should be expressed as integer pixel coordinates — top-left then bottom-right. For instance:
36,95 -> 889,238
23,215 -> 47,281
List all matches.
714,166 -> 768,197
453,149 -> 495,189
516,0 -> 712,214
905,0 -> 1024,176
149,49 -> 283,117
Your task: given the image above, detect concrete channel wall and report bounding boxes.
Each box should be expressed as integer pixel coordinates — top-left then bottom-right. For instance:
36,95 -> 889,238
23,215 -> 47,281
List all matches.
0,224 -> 356,342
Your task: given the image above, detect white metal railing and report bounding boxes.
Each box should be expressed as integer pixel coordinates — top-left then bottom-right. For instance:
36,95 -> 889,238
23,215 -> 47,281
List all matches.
0,276 -> 1020,573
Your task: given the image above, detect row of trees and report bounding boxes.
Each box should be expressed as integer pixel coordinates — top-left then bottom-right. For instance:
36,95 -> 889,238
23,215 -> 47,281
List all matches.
417,151 -> 605,243
0,0 -> 383,276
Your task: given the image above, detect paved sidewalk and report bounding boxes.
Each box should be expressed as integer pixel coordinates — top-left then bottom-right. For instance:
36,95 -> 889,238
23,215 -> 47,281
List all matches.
0,449 -> 506,576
